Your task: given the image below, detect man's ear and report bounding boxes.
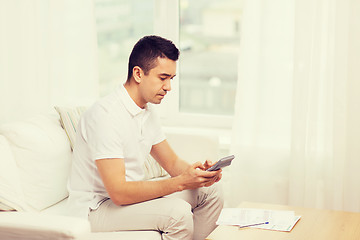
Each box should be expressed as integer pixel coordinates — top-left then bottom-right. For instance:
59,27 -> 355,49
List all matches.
133,66 -> 143,84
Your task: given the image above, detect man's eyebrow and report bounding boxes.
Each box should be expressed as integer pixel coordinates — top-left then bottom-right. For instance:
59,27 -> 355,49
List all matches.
159,73 -> 176,78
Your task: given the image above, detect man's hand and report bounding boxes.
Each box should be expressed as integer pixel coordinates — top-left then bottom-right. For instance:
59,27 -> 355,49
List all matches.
203,160 -> 214,170
177,161 -> 222,191
203,160 -> 222,186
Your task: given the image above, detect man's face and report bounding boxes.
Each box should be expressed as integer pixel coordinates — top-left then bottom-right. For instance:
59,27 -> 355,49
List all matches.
138,57 -> 176,107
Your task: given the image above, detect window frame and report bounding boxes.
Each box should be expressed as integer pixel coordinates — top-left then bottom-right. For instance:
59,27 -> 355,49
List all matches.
154,0 -> 235,129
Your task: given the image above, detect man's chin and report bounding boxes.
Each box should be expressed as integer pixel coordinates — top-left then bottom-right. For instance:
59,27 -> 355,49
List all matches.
152,95 -> 165,104
150,99 -> 163,105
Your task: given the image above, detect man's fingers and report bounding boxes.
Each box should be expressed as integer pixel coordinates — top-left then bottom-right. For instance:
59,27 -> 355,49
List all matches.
205,159 -> 212,166
192,161 -> 205,170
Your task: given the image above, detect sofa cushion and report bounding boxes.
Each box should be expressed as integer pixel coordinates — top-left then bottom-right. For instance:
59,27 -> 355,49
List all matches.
78,231 -> 161,240
143,155 -> 169,180
54,106 -> 87,151
0,136 -> 28,211
0,212 -> 91,240
0,114 -> 72,211
54,106 -> 169,180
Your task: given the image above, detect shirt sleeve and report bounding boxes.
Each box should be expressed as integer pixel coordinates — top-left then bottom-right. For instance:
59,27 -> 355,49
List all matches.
83,106 -> 125,161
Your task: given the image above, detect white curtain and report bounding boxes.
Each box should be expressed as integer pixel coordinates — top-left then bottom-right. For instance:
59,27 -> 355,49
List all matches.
228,0 -> 360,212
0,0 -> 98,124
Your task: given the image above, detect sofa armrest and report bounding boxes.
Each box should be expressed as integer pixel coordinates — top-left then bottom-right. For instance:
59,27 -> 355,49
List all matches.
0,212 -> 91,240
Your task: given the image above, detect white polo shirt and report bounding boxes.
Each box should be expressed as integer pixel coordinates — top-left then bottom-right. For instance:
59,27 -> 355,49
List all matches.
67,84 -> 166,219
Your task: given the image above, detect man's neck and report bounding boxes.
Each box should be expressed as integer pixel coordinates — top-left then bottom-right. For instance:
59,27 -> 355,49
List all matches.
123,81 -> 146,109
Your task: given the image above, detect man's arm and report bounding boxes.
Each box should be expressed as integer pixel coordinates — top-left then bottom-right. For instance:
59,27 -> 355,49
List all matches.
150,139 -> 190,177
150,140 -> 222,182
96,140 -> 221,206
150,139 -> 222,187
96,158 -> 182,205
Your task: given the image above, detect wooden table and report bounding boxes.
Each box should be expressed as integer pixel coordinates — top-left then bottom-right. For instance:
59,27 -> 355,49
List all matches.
207,202 -> 360,240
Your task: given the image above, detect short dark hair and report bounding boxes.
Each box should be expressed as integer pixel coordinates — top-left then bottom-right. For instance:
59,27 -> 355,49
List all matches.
127,35 -> 180,81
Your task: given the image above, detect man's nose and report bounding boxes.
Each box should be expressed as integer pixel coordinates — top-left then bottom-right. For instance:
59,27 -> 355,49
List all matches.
163,79 -> 171,92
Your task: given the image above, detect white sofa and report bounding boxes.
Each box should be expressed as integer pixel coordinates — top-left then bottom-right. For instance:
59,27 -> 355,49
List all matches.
0,108 -> 219,240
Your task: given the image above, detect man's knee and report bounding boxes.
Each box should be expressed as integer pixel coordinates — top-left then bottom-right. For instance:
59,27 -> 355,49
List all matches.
167,198 -> 193,228
212,183 -> 224,206
203,183 -> 224,208
162,198 -> 194,238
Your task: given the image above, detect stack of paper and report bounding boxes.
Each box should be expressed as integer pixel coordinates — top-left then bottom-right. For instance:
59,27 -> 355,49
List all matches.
216,208 -> 301,232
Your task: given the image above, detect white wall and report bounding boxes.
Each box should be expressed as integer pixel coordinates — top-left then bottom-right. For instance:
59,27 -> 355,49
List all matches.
0,0 -> 99,124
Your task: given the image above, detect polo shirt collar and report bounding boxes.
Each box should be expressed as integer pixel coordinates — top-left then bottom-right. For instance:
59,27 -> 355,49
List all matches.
118,84 -> 148,116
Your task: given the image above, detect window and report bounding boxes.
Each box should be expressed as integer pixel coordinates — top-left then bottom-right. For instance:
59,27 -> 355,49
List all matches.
94,0 -> 154,96
179,0 -> 242,116
94,0 -> 243,128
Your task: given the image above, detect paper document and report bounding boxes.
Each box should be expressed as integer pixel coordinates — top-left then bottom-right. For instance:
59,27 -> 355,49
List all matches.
216,208 -> 301,232
250,215 -> 301,232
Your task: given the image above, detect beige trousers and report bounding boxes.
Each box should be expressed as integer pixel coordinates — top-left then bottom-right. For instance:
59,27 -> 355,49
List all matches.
88,183 -> 223,240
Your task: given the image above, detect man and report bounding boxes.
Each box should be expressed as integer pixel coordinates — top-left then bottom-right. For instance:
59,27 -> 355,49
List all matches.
67,35 -> 223,240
